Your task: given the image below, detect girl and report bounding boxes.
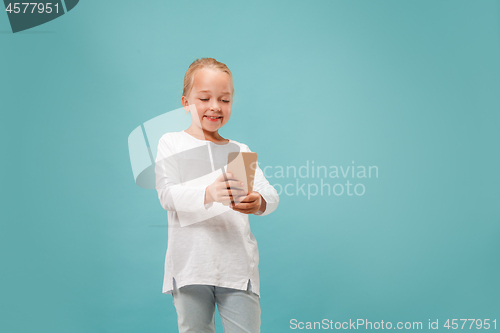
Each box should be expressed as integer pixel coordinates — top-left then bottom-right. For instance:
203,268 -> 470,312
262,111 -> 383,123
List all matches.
155,58 -> 279,333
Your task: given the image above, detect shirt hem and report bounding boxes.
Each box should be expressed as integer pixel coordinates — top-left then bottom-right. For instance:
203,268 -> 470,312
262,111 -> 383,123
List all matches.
162,276 -> 260,298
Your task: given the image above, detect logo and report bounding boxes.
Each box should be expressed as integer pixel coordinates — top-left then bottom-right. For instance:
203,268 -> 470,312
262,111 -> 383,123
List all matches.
3,1 -> 79,33
128,106 -> 250,226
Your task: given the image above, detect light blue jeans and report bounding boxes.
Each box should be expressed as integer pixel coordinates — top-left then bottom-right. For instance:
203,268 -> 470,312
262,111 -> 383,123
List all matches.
172,278 -> 261,333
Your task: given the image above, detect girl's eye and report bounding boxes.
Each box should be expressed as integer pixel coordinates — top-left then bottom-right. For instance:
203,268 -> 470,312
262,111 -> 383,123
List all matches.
199,98 -> 229,103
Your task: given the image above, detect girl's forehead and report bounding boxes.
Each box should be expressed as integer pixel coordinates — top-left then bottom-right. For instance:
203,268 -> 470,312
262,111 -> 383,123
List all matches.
192,69 -> 233,93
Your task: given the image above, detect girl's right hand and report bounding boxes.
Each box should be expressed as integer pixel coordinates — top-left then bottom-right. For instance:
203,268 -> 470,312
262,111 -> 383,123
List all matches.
205,172 -> 246,206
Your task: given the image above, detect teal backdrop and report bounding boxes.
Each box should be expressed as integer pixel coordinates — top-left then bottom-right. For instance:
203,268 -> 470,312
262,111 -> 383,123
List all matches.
1,1 -> 499,332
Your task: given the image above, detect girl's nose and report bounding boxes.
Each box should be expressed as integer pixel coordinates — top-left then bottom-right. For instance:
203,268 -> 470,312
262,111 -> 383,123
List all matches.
210,103 -> 221,111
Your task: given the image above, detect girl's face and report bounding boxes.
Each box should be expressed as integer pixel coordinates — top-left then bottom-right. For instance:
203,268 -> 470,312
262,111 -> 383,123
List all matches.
182,68 -> 233,135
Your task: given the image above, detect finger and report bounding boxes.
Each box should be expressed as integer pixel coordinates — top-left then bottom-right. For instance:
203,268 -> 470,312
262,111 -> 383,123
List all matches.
226,172 -> 239,180
217,189 -> 245,199
232,202 -> 257,210
234,195 -> 249,203
220,193 -> 246,201
230,196 -> 247,205
220,196 -> 237,205
217,177 -> 241,188
218,194 -> 237,202
228,189 -> 246,196
225,180 -> 244,190
238,194 -> 259,203
216,182 -> 241,191
221,172 -> 240,181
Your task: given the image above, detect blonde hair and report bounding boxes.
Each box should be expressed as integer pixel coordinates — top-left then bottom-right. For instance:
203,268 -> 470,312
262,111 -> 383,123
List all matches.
182,58 -> 234,98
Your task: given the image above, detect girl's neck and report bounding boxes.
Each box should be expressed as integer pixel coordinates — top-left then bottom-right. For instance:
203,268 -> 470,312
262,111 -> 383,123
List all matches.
184,126 -> 228,143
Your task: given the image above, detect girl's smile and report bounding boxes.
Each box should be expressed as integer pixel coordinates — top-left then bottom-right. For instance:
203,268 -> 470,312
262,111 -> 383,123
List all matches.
203,115 -> 222,122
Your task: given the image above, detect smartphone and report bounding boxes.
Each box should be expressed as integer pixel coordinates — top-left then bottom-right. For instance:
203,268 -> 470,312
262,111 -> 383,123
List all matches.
224,152 -> 258,206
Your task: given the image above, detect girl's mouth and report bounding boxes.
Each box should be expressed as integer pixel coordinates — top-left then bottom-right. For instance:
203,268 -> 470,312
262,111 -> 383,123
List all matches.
204,115 -> 222,122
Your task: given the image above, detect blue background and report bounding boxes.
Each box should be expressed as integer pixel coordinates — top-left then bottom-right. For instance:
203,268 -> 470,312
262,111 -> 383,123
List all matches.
1,1 -> 499,332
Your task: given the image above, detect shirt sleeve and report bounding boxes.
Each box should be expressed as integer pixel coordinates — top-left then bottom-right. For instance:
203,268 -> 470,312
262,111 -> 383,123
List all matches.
155,134 -> 214,215
244,144 -> 280,216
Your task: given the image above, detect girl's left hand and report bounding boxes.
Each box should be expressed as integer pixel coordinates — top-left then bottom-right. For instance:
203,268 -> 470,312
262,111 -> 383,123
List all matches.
230,191 -> 264,215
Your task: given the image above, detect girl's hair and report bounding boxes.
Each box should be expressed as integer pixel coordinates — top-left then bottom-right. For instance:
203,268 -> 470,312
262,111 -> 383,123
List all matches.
182,58 -> 234,98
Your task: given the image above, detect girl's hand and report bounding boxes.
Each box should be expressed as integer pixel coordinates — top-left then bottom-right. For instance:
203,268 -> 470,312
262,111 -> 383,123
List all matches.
205,172 -> 247,206
230,191 -> 265,215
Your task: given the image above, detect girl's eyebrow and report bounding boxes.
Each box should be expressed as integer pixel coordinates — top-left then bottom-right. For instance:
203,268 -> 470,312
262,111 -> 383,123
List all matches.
198,90 -> 231,95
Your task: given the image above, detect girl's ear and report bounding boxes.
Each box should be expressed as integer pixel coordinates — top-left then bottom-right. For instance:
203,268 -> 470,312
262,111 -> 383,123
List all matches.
181,96 -> 190,114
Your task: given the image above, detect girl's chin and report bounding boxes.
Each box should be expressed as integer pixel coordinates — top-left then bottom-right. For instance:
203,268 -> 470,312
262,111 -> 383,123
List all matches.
201,125 -> 220,132
201,120 -> 224,130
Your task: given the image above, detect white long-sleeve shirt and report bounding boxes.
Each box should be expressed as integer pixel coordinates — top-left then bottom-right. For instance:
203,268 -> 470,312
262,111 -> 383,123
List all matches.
155,130 -> 279,297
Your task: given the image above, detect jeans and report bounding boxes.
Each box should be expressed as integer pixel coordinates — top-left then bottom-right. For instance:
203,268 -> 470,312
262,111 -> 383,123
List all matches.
172,278 -> 261,333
